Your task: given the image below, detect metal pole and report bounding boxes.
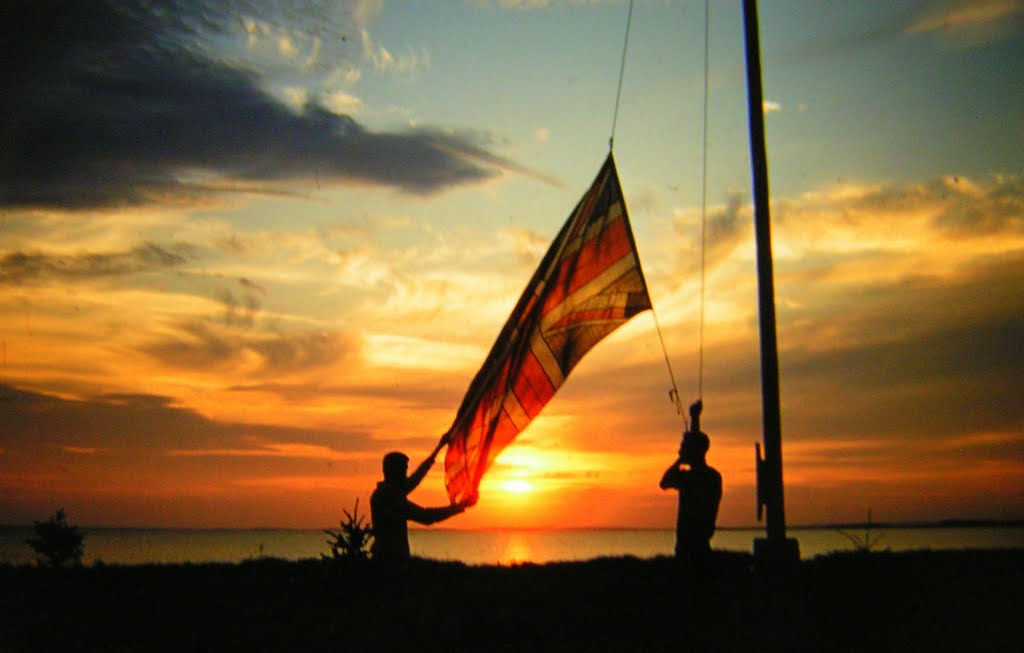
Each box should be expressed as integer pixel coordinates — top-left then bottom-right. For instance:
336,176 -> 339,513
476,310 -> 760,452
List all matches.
741,0 -> 793,556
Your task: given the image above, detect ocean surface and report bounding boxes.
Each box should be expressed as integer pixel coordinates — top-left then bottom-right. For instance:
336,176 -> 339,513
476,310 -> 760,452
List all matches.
2,525 -> 1021,566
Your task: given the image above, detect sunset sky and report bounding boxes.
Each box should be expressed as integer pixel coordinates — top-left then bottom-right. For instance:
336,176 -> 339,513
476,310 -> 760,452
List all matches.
2,0 -> 1022,530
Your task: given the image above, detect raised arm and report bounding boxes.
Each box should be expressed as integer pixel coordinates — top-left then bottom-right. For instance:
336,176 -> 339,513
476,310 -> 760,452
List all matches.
404,500 -> 464,526
405,436 -> 447,493
404,493 -> 477,526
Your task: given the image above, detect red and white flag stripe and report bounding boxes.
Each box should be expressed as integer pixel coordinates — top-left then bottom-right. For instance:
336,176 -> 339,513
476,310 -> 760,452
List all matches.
444,154 -> 651,503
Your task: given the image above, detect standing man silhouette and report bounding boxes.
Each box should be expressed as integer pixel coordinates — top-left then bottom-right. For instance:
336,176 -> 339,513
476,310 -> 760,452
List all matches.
660,400 -> 722,563
370,447 -> 475,565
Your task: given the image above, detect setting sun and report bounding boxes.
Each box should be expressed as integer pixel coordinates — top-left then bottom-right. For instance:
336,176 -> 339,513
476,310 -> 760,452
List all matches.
500,479 -> 535,495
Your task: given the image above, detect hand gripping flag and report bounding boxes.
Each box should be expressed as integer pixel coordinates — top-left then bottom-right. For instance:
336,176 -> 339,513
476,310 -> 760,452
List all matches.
443,153 -> 652,503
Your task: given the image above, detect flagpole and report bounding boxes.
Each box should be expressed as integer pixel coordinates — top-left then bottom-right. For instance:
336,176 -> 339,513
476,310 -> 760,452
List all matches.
741,0 -> 799,568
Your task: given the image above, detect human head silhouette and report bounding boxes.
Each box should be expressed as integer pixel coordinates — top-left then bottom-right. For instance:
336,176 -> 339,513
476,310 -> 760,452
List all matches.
382,451 -> 409,483
680,430 -> 710,465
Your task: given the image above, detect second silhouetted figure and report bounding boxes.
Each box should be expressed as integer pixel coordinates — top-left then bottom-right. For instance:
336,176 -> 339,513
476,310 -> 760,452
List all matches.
660,400 -> 722,563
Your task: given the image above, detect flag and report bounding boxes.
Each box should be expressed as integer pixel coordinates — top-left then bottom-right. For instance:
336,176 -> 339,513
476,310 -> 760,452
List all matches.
443,153 -> 652,503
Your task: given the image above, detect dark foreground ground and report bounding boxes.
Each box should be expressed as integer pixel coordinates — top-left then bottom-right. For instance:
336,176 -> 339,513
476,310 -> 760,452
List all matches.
1,549 -> 1020,652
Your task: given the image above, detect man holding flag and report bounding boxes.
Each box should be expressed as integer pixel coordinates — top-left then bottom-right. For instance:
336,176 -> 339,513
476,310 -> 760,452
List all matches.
370,445 -> 476,565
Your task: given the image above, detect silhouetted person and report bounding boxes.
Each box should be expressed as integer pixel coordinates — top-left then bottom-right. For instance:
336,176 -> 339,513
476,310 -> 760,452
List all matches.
370,449 -> 475,565
660,400 -> 722,563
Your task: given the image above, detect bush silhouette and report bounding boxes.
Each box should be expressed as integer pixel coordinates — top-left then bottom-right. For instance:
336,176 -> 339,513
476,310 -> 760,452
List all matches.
836,508 -> 886,554
323,499 -> 373,561
26,508 -> 85,567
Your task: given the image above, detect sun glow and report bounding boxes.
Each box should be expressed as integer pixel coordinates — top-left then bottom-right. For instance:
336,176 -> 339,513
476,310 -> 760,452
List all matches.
500,479 -> 535,494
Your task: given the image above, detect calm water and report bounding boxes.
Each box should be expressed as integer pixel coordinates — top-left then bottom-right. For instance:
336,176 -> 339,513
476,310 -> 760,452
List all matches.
2,525 -> 1021,566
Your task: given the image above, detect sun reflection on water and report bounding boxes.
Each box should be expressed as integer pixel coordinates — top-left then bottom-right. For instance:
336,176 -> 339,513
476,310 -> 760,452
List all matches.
498,533 -> 534,565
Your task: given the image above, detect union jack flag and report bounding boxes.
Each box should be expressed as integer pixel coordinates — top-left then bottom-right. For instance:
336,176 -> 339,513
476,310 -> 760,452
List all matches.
444,153 -> 652,502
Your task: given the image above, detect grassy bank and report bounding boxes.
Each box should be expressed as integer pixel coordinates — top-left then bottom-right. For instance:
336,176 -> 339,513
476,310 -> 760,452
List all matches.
1,549 -> 1020,652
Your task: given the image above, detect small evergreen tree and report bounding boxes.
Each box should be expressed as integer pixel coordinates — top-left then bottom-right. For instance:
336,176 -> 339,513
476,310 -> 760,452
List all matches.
26,508 -> 85,567
323,499 -> 373,561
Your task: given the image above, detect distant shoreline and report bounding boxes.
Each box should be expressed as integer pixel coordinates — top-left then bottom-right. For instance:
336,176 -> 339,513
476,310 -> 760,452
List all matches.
3,518 -> 1023,531
725,517 -> 1024,531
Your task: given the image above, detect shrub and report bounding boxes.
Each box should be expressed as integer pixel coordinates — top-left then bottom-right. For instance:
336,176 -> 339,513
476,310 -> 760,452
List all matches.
26,508 -> 85,567
836,508 -> 886,554
323,499 -> 373,561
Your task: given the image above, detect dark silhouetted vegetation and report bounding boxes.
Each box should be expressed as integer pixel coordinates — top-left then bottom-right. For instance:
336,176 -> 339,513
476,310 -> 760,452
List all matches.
322,499 -> 373,561
0,550 -> 1020,652
25,508 -> 84,567
836,508 -> 886,553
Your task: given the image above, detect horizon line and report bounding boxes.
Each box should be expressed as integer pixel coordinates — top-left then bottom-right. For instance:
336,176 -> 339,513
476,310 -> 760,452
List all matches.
3,518 -> 1022,532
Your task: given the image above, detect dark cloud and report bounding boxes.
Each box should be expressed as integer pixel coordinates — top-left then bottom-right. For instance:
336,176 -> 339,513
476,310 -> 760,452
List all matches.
0,242 -> 194,285
140,321 -> 359,374
773,254 -> 1024,441
98,392 -> 177,409
780,313 -> 1024,441
238,277 -> 267,294
704,191 -> 749,261
215,277 -> 269,328
1,0 -> 520,211
216,287 -> 262,327
227,378 -> 467,412
256,330 -> 352,372
674,191 -> 749,275
0,382 -> 376,458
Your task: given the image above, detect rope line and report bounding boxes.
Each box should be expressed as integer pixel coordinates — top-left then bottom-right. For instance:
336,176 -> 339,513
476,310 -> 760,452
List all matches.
609,0 -> 635,150
698,0 -> 711,400
652,305 -> 687,428
607,0 -> 690,426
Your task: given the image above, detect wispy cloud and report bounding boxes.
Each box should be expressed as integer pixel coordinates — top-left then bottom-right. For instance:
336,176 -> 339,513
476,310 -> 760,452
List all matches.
323,90 -> 365,115
499,226 -> 549,266
59,445 -> 102,455
777,0 -> 1023,61
358,29 -> 432,75
670,171 -> 1024,286
0,242 -> 195,285
168,442 -> 364,462
772,172 -> 1024,247
140,321 -> 360,376
906,0 -> 1024,40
